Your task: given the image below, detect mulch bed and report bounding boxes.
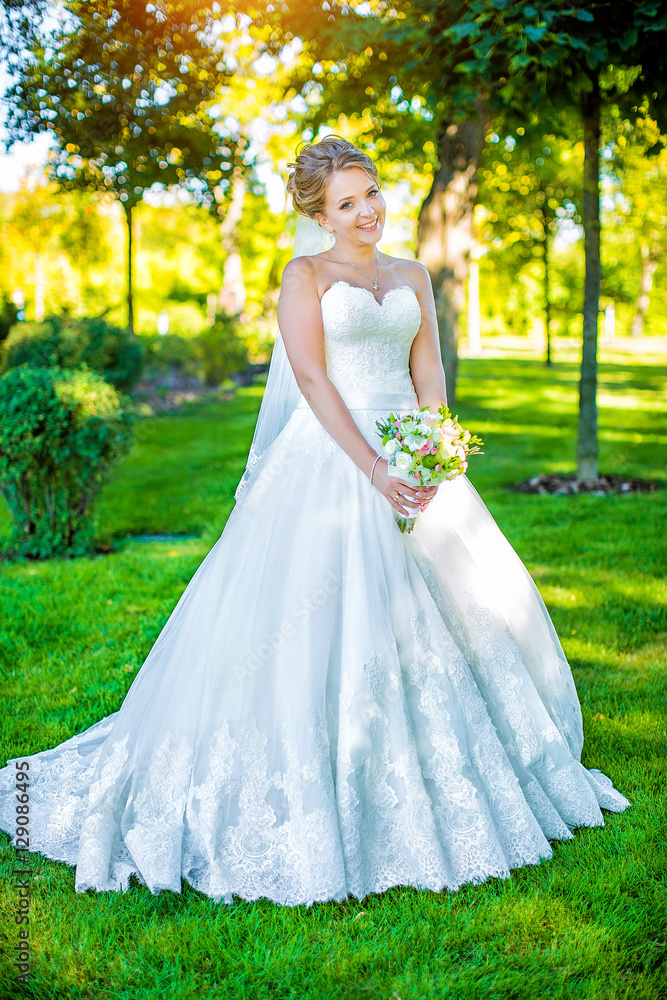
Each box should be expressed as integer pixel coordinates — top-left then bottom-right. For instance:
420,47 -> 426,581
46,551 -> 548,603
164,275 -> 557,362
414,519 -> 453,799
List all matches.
131,372 -> 228,414
131,364 -> 269,414
507,473 -> 664,496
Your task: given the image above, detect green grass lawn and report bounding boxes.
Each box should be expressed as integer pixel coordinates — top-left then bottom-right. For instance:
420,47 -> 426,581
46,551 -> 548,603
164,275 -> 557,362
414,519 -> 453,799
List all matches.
0,341 -> 665,999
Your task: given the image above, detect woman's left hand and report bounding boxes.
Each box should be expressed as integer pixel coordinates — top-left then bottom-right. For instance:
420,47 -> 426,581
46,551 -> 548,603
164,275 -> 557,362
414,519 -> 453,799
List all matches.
401,482 -> 439,513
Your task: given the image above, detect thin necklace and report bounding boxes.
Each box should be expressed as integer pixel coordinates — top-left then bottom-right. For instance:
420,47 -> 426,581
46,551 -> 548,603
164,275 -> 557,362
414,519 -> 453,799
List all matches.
331,245 -> 380,291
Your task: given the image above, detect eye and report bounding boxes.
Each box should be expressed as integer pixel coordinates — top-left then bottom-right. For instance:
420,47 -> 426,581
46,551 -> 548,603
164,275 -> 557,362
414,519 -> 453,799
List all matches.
341,201 -> 353,209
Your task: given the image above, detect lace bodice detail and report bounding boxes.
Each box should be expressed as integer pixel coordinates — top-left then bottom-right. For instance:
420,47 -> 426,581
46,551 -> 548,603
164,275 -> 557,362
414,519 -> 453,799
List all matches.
320,281 -> 421,394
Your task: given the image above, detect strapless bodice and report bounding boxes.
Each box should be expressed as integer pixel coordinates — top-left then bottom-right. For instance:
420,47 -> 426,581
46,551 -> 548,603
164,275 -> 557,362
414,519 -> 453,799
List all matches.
319,280 -> 421,396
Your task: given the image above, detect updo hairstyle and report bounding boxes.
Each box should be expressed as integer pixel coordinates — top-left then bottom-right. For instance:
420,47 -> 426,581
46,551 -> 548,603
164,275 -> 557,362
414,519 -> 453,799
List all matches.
286,135 -> 381,220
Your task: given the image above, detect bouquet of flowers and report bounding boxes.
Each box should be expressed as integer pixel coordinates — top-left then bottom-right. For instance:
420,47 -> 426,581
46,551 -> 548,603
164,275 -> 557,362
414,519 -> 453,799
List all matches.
375,403 -> 483,532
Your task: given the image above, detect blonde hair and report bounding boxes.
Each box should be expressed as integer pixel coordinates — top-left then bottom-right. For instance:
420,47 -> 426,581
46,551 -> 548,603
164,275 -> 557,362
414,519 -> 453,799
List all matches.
286,135 -> 381,219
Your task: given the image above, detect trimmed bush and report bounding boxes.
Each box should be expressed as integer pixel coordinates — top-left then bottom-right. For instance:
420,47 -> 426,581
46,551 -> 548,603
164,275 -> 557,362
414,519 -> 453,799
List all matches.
0,294 -> 19,344
1,314 -> 144,392
195,313 -> 249,386
140,332 -> 200,376
0,365 -> 134,560
236,316 -> 280,366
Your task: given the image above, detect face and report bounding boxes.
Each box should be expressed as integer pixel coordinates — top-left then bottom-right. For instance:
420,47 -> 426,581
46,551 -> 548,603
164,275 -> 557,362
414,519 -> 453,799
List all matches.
317,166 -> 386,247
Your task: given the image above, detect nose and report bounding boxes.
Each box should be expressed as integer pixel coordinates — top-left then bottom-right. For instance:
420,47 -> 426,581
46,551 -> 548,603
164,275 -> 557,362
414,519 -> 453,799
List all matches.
359,200 -> 376,218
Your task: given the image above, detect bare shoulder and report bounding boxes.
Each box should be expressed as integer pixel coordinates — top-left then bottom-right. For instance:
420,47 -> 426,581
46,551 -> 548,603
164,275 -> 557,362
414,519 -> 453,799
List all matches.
380,253 -> 432,292
281,255 -> 316,287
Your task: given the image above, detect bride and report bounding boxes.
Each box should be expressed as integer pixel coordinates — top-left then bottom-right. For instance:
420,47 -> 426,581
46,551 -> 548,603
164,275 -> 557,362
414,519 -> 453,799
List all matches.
0,135 -> 630,907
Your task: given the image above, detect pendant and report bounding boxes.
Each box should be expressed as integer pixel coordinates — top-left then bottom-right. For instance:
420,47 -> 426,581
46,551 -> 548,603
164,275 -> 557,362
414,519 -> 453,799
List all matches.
373,278 -> 378,290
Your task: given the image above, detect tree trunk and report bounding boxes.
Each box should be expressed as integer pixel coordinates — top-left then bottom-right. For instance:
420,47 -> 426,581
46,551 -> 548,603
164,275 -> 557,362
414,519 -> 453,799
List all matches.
539,196 -> 552,367
577,77 -> 601,483
217,169 -> 247,317
416,103 -> 489,405
33,250 -> 44,322
467,254 -> 482,354
630,242 -> 658,337
123,201 -> 134,334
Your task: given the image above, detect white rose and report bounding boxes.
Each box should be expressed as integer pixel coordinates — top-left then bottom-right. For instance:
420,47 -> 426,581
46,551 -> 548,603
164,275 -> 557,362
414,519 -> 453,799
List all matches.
383,438 -> 401,457
403,433 -> 425,452
416,422 -> 431,436
394,451 -> 414,473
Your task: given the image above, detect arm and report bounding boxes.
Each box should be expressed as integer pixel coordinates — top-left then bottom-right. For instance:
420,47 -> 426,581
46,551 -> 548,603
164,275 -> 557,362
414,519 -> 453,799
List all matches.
407,262 -> 448,412
276,257 -> 428,516
277,257 -> 380,480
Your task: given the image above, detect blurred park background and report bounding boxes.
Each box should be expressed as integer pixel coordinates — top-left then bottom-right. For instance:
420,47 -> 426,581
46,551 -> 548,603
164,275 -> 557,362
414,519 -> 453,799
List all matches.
0,1 -> 665,561
0,4 -> 665,997
1,0 -> 666,405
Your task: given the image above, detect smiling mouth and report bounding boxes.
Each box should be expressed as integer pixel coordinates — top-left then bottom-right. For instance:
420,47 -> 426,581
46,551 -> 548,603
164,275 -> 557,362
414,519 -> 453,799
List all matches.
358,218 -> 379,230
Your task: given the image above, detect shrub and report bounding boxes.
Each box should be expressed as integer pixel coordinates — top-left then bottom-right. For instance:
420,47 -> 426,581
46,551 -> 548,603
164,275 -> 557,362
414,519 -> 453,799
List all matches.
1,314 -> 144,392
0,365 -> 134,560
0,294 -> 19,344
238,315 -> 280,365
195,313 -> 249,386
140,332 -> 200,376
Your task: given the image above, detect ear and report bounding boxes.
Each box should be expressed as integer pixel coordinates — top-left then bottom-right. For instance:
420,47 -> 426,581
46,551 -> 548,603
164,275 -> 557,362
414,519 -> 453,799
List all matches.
316,213 -> 333,233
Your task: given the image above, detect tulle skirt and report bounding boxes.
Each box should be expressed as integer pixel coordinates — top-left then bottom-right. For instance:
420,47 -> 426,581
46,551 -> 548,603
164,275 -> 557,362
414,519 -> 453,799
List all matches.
0,389 -> 631,906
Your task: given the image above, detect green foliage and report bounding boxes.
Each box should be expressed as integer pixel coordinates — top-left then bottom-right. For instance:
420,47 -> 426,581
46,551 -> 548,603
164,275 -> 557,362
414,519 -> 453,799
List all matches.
402,0 -> 667,119
195,313 -> 249,386
0,0 -> 50,63
477,122 -> 582,260
0,365 -> 134,560
237,316 -> 279,366
3,1 -> 250,335
133,203 -> 226,312
136,302 -> 209,340
2,314 -> 144,392
259,0 -> 663,166
140,332 -> 200,375
600,111 -> 667,334
0,184 -> 120,321
4,1 -> 243,213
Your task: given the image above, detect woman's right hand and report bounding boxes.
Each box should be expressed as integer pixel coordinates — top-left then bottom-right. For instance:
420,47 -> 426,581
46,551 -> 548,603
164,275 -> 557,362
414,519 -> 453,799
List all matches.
371,458 -> 439,517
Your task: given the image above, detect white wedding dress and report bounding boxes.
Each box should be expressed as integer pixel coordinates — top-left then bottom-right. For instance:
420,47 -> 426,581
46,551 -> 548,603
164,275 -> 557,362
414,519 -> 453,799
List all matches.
0,280 -> 631,907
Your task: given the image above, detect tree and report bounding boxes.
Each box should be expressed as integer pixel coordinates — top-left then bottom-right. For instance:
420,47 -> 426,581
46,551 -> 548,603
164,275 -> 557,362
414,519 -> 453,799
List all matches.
256,1 -> 469,399
8,176 -> 67,322
477,121 -> 582,365
3,0 -> 245,332
604,112 -> 667,337
405,0 -> 667,479
258,0 -> 667,478
0,0 -> 50,63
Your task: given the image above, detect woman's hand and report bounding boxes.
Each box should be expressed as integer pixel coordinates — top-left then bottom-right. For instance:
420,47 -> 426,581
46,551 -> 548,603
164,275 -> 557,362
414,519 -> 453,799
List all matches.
371,458 -> 439,516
